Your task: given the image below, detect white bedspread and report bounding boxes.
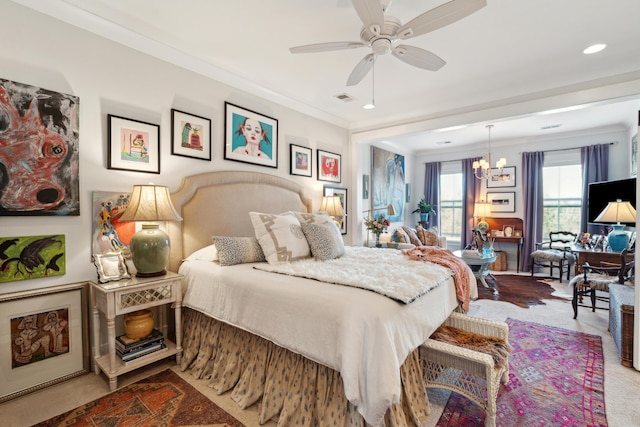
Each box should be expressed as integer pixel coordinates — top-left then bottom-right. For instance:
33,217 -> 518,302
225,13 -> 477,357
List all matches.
179,247 -> 477,426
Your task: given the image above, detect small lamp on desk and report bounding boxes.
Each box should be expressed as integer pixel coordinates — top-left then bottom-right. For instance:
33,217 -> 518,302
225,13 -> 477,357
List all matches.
594,199 -> 636,252
474,201 -> 491,233
120,184 -> 183,277
319,195 -> 345,228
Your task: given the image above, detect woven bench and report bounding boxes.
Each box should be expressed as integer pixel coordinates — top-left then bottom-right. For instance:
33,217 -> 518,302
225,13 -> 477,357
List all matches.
420,312 -> 510,427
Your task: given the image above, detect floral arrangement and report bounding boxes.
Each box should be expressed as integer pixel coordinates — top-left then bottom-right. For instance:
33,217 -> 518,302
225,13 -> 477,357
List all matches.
364,214 -> 391,236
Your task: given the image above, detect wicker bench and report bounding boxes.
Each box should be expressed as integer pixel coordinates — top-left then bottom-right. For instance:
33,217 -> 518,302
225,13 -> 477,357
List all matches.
609,283 -> 635,367
420,312 -> 510,427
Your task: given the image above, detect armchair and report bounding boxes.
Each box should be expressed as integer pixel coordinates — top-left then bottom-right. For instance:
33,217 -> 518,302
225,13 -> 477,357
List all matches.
569,249 -> 634,319
530,231 -> 577,282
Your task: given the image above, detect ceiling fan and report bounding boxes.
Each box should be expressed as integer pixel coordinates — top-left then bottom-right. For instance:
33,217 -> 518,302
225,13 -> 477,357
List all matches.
290,0 -> 487,86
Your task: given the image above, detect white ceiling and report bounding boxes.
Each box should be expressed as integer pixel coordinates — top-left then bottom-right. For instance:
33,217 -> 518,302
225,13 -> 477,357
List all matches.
15,0 -> 640,152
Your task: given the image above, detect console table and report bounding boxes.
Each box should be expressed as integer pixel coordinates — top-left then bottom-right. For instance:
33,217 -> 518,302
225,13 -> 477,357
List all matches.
485,217 -> 524,272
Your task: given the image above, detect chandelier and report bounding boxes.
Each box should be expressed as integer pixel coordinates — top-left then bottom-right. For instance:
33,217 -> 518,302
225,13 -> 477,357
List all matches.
473,124 -> 506,180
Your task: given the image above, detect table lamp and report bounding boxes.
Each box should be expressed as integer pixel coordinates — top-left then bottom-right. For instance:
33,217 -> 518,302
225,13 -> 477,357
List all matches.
320,195 -> 345,223
594,199 -> 636,252
120,185 -> 183,277
474,201 -> 491,233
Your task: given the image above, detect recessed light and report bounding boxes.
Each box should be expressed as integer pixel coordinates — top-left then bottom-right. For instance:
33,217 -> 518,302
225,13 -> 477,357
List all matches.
362,103 -> 375,110
583,43 -> 606,54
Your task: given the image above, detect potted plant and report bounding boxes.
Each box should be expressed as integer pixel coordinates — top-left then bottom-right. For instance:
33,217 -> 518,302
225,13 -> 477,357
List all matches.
412,197 -> 435,223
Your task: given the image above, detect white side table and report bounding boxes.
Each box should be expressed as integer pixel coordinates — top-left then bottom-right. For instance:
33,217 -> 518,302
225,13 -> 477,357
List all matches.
453,250 -> 498,294
90,271 -> 183,390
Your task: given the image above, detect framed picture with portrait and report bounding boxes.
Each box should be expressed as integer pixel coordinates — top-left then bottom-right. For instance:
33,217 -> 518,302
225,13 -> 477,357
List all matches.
171,109 -> 211,161
290,144 -> 312,177
323,186 -> 347,234
108,114 -> 160,174
317,149 -> 341,183
0,283 -> 89,403
224,102 -> 278,168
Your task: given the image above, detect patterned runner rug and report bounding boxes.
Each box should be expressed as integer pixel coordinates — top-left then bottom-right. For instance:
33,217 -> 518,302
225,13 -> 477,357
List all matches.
437,318 -> 607,426
33,369 -> 245,426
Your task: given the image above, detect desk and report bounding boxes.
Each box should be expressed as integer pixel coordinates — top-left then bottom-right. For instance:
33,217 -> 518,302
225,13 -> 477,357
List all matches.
485,217 -> 524,273
491,236 -> 524,272
571,247 -> 632,274
454,250 -> 498,294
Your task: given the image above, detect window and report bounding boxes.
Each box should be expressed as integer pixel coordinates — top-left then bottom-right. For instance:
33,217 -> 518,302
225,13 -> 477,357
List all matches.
542,161 -> 582,238
440,163 -> 463,245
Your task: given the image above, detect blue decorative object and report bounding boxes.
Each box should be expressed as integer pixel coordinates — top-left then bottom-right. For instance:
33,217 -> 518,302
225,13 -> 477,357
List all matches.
594,199 -> 636,253
607,225 -> 629,252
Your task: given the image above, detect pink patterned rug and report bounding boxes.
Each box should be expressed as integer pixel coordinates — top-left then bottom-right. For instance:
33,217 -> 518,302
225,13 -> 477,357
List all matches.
437,318 -> 607,426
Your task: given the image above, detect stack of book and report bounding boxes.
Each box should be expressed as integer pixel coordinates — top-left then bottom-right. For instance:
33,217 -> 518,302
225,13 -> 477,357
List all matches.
116,329 -> 167,365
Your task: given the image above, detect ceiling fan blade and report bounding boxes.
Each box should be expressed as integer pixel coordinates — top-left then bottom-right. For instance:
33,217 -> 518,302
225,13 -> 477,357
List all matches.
290,41 -> 366,54
392,45 -> 445,71
397,0 -> 486,40
352,0 -> 384,35
346,53 -> 374,86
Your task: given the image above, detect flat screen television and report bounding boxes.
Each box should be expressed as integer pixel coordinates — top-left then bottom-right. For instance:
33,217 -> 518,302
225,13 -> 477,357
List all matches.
587,177 -> 636,225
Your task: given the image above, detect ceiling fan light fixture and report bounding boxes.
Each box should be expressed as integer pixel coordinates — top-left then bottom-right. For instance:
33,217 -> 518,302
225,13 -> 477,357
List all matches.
363,103 -> 376,110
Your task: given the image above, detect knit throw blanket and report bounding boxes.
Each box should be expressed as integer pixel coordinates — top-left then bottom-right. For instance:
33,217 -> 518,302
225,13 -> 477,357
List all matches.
402,246 -> 473,312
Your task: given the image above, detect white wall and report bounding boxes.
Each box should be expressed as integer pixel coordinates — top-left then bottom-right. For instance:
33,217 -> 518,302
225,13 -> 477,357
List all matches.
0,2 -> 348,295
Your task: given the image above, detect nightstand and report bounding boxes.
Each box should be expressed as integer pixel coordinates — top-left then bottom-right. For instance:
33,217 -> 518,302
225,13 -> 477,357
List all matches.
90,271 -> 183,390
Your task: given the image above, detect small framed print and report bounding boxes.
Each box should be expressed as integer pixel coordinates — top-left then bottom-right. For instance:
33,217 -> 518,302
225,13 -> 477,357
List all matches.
290,144 -> 312,177
487,192 -> 515,213
503,225 -> 515,237
224,102 -> 278,168
317,149 -> 341,183
323,186 -> 347,235
171,109 -> 211,161
487,166 -> 516,188
0,282 -> 89,403
108,114 -> 160,174
514,230 -> 522,238
93,251 -> 130,283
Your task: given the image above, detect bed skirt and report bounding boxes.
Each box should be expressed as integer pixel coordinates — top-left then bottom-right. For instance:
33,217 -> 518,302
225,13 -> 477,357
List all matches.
180,307 -> 430,426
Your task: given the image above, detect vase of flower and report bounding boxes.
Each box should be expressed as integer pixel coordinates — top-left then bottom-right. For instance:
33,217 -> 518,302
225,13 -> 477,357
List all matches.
375,233 -> 382,248
364,214 -> 391,248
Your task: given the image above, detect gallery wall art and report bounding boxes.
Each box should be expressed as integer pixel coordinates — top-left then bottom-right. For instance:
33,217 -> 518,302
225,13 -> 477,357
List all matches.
371,146 -> 405,222
91,191 -> 134,256
0,78 -> 80,216
0,235 -> 66,283
224,102 -> 278,168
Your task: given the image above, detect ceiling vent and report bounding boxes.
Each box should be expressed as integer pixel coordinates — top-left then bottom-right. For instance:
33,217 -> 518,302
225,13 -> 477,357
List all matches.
541,124 -> 562,130
435,140 -> 452,145
335,93 -> 356,102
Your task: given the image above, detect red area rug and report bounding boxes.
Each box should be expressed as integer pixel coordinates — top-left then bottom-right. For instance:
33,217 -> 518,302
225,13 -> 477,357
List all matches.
437,318 -> 607,426
33,369 -> 245,426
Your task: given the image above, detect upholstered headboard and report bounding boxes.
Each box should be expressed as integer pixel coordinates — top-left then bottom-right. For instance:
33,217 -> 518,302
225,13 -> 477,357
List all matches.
167,171 -> 313,271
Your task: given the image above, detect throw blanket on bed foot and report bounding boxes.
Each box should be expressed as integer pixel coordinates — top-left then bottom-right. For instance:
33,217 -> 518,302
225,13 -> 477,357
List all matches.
402,246 -> 472,312
430,324 -> 512,370
253,246 -> 453,303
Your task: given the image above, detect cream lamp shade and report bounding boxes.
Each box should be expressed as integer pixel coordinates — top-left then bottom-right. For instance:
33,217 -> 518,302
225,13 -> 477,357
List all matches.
319,195 -> 345,217
474,201 -> 491,232
594,199 -> 636,252
120,185 -> 182,277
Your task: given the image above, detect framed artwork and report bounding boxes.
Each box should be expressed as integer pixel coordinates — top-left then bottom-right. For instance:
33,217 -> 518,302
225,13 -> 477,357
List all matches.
224,102 -> 278,168
93,251 -> 130,283
108,114 -> 160,174
363,174 -> 369,199
91,191 -> 134,256
0,78 -> 80,216
171,109 -> 211,161
323,186 -> 347,235
486,166 -> 516,188
503,225 -> 515,237
631,133 -> 637,178
317,149 -> 342,183
0,282 -> 89,403
0,235 -> 65,283
290,144 -> 312,177
487,192 -> 516,213
371,146 -> 404,221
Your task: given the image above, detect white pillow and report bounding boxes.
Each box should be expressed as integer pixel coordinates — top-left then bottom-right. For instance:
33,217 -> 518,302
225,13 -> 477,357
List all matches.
184,244 -> 219,262
294,211 -> 333,225
301,222 -> 345,261
249,211 -> 311,264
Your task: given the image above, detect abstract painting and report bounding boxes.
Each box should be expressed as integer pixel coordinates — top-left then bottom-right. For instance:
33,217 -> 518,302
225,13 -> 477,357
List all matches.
371,146 -> 405,222
0,235 -> 66,283
91,191 -> 134,256
0,78 -> 80,216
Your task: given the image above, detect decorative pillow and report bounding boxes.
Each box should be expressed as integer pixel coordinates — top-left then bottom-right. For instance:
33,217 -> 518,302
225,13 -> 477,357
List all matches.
211,236 -> 265,266
249,211 -> 311,264
184,243 -> 219,262
301,222 -> 345,261
395,227 -> 410,244
416,224 -> 439,246
401,226 -> 422,246
293,211 -> 333,225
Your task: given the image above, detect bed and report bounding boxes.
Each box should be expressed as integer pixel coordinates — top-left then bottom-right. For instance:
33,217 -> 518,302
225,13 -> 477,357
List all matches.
167,171 -> 477,427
